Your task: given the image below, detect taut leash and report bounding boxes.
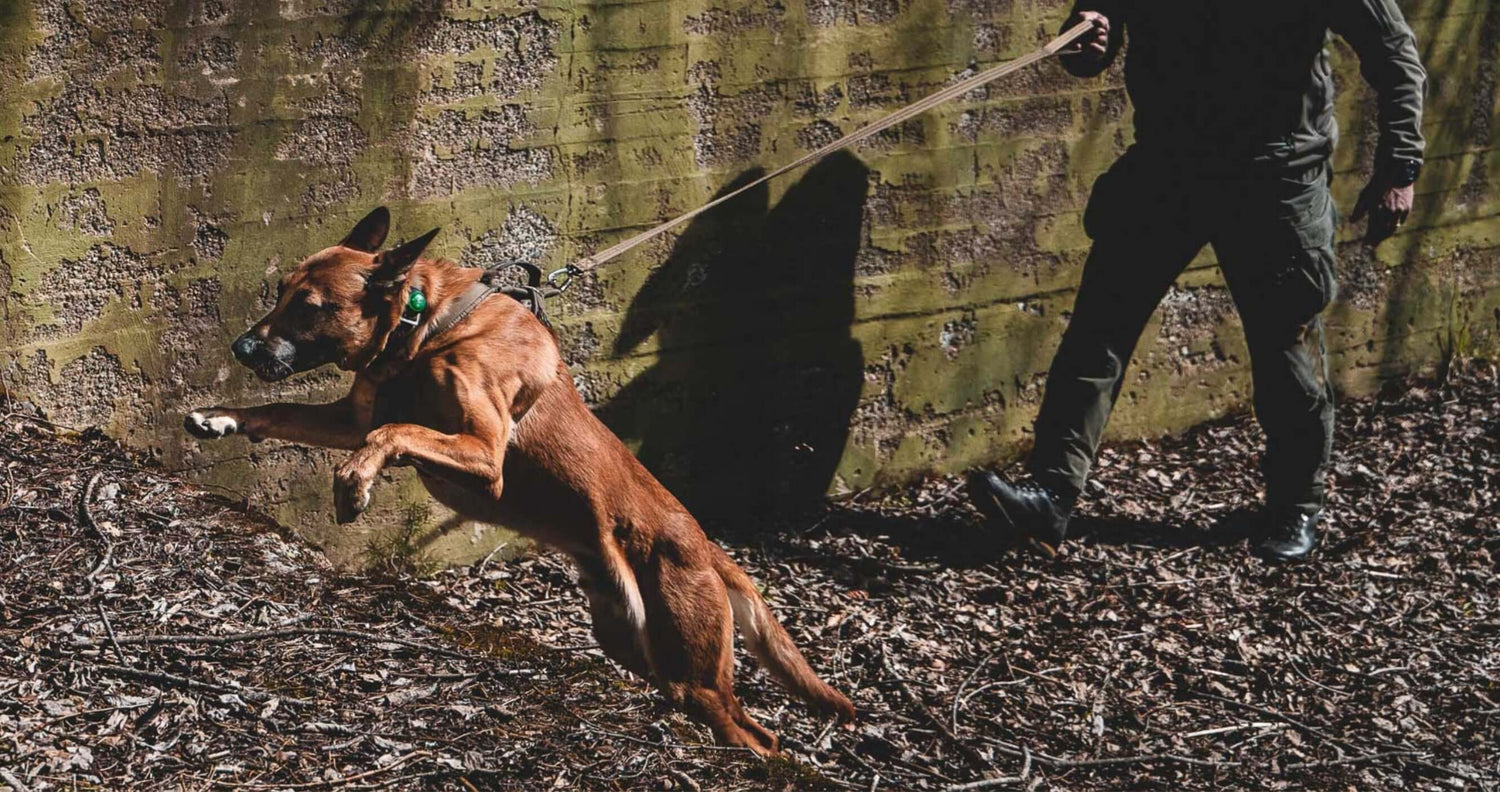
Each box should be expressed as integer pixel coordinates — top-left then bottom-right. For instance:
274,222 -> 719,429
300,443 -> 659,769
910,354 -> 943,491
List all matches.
545,20 -> 1094,290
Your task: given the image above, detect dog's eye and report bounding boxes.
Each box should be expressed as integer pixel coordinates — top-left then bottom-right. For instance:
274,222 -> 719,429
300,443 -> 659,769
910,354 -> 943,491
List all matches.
292,290 -> 340,313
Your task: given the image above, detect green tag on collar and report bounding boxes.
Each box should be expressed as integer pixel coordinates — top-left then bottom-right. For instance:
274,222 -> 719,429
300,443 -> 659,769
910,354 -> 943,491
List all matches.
406,288 -> 427,313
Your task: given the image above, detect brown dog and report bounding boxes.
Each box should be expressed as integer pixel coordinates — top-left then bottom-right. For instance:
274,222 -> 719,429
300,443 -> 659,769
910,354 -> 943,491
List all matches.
185,207 -> 855,753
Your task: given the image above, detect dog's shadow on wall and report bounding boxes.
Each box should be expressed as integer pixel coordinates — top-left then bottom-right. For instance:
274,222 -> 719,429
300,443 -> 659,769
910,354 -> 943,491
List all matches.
595,152 -> 869,535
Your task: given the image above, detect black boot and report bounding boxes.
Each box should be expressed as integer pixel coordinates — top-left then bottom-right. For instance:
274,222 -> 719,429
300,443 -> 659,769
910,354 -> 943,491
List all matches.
966,471 -> 1075,555
1255,507 -> 1322,563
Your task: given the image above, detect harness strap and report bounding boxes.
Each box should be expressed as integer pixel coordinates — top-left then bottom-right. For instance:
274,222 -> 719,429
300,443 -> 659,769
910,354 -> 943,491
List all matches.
422,261 -> 559,340
366,262 -> 557,376
423,279 -> 496,341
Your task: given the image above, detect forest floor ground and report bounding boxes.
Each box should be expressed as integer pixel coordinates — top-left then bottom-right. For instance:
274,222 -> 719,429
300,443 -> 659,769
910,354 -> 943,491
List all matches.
1,366 -> 1497,791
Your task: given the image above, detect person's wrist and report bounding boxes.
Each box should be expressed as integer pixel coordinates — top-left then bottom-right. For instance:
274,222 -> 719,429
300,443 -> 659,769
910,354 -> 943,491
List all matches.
1380,157 -> 1422,188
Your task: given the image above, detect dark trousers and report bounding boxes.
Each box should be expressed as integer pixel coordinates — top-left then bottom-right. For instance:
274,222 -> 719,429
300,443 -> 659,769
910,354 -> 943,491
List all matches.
1030,148 -> 1338,515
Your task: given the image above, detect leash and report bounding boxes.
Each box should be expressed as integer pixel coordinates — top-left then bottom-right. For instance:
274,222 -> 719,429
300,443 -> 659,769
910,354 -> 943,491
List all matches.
543,20 -> 1094,291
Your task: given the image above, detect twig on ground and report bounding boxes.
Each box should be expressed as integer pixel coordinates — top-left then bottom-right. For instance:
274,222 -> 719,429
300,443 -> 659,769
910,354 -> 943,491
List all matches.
881,643 -> 991,772
74,626 -> 476,661
474,541 -> 508,578
569,711 -> 752,755
922,482 -> 965,515
1181,722 -> 1276,739
300,721 -> 365,737
76,472 -> 113,583
1191,691 -> 1358,752
811,716 -> 839,749
1284,750 -> 1421,770
0,768 -> 32,792
96,600 -> 129,666
1183,692 -> 1483,783
951,648 -> 999,735
666,768 -> 700,792
1033,751 -> 1240,770
981,738 -> 1239,771
211,751 -> 427,789
1403,758 -> 1495,791
82,661 -> 313,706
944,776 -> 1023,792
19,701 -> 152,741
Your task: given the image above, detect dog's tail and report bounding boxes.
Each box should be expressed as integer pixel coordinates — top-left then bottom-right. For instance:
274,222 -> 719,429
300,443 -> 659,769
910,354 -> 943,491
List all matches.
712,547 -> 856,722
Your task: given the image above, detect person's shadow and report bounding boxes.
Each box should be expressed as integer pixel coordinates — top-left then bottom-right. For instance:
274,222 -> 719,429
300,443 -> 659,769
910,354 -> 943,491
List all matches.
595,152 -> 869,534
1068,508 -> 1259,549
773,504 -> 1261,580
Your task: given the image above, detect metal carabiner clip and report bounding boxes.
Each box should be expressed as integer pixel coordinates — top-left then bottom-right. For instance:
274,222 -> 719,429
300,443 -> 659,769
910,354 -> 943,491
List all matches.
547,265 -> 578,292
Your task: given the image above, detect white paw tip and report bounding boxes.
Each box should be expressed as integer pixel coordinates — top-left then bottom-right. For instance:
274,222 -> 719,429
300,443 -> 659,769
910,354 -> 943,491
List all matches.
192,412 -> 238,436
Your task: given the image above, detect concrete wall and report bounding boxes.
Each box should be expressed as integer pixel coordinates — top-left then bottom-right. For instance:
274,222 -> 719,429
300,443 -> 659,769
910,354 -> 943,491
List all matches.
2,0 -> 1497,566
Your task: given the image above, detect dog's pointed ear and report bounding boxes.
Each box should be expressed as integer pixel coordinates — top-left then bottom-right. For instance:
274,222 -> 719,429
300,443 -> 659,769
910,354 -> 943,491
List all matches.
368,227 -> 440,289
341,207 -> 391,253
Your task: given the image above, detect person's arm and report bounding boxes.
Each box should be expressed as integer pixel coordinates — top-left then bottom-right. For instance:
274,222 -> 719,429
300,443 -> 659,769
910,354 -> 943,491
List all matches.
1058,2 -> 1123,78
1334,0 -> 1427,243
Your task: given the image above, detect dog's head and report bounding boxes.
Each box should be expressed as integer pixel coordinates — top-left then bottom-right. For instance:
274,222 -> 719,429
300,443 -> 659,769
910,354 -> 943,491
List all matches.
231,207 -> 439,381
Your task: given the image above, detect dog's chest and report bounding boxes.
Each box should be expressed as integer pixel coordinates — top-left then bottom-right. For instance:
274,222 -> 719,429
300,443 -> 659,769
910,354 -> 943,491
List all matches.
369,376 -> 424,428
368,371 -> 470,434
415,448 -> 583,549
370,372 -> 521,446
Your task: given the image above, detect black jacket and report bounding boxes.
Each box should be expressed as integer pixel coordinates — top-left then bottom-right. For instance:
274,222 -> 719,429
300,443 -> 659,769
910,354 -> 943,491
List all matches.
1064,0 -> 1426,170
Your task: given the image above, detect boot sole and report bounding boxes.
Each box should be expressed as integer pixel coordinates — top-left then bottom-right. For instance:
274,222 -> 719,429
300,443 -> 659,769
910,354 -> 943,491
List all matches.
1256,548 -> 1317,564
1254,536 -> 1321,564
1254,515 -> 1324,564
966,474 -> 1059,558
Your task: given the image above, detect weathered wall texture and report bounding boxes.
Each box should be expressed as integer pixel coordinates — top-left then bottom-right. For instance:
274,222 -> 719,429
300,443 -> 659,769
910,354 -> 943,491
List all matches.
2,0 -> 1497,565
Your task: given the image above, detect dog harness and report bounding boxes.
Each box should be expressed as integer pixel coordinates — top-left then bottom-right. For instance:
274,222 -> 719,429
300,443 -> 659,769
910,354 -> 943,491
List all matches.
369,261 -> 561,376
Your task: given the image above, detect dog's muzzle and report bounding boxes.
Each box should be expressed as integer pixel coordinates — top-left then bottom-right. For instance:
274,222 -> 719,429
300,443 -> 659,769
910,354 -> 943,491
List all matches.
231,333 -> 298,382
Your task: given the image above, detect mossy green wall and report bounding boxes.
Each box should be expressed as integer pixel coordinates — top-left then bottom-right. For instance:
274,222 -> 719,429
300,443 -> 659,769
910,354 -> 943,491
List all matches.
2,0 -> 1496,566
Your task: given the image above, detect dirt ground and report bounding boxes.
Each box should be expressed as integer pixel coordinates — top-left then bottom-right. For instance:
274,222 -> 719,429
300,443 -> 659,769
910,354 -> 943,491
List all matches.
1,366 -> 1497,791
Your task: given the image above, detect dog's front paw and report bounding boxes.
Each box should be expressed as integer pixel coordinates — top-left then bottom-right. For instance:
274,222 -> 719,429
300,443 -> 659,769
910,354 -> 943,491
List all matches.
185,409 -> 241,439
333,457 -> 379,524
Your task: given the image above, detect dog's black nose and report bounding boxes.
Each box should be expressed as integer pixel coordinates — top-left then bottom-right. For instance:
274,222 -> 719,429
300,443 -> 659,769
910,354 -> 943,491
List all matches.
231,335 -> 258,363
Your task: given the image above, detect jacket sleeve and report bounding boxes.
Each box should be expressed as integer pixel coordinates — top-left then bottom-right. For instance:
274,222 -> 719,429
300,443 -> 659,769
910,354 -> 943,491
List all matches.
1331,0 -> 1427,166
1058,1 -> 1125,78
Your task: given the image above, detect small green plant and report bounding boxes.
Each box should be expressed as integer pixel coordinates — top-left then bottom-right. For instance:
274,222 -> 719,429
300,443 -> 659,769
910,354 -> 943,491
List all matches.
1437,292 -> 1473,386
364,501 -> 442,577
754,754 -> 840,789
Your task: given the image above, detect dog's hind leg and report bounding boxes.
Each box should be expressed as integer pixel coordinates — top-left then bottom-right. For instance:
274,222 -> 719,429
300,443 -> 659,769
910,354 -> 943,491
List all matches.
638,547 -> 779,756
576,554 -> 652,680
667,682 -> 778,757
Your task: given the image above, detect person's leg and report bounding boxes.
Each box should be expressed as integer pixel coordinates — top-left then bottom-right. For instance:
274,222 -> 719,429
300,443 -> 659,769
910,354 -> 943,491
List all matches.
1029,153 -> 1208,497
1028,232 -> 1206,497
1213,164 -> 1338,560
971,150 -> 1206,547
